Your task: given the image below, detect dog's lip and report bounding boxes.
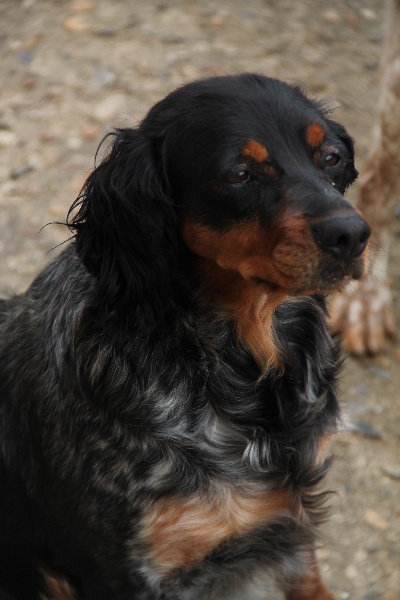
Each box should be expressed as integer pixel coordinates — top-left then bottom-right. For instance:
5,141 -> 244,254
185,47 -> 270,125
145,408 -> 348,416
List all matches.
250,270 -> 358,296
246,248 -> 368,295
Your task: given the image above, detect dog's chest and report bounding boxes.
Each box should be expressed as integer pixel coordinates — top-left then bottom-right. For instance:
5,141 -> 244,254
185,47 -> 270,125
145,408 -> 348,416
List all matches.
138,395 -> 317,579
136,339 -> 337,582
140,482 -> 294,578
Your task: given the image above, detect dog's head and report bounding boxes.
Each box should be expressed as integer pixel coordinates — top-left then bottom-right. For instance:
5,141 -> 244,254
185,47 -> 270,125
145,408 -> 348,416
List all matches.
69,74 -> 369,338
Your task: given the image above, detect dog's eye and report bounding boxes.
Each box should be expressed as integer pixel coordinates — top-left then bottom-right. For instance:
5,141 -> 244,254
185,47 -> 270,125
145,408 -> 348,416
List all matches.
324,153 -> 340,167
226,170 -> 251,186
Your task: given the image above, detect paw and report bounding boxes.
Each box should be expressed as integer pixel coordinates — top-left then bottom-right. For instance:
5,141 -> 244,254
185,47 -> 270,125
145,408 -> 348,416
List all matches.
329,276 -> 396,355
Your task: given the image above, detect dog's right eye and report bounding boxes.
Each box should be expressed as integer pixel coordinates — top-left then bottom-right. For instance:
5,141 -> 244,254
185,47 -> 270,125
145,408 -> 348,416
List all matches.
323,152 -> 341,167
226,170 -> 251,186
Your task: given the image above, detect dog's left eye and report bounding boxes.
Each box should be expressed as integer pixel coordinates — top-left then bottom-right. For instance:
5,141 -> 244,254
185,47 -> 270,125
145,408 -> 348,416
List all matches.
226,170 -> 251,186
324,153 -> 341,167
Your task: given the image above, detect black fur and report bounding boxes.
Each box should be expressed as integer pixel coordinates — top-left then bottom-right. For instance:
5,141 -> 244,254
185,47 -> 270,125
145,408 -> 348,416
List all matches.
0,74 -> 368,599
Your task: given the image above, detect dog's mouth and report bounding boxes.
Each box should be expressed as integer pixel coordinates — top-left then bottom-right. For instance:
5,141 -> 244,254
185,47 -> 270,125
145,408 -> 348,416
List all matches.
250,275 -> 349,297
249,252 -> 368,297
182,215 -> 369,299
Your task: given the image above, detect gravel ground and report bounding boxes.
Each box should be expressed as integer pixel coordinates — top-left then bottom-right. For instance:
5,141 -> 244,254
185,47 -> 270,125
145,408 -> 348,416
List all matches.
0,1 -> 399,598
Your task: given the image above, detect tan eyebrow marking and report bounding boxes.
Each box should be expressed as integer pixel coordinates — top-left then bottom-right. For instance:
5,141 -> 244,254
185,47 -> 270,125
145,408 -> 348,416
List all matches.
242,140 -> 269,163
306,124 -> 325,148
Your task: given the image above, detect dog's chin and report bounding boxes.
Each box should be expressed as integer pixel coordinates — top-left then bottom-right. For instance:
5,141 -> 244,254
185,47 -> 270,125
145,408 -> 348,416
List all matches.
262,255 -> 369,296
306,256 -> 368,294
250,262 -> 366,298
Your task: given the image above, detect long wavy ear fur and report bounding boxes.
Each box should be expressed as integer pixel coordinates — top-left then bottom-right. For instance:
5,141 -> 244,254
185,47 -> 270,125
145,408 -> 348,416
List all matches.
68,128 -> 181,335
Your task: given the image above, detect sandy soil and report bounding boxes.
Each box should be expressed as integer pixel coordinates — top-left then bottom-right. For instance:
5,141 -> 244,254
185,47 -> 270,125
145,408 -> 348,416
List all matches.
0,0 -> 399,598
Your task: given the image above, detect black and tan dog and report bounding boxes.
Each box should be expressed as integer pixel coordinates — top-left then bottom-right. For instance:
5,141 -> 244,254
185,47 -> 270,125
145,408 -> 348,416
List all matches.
0,74 -> 370,599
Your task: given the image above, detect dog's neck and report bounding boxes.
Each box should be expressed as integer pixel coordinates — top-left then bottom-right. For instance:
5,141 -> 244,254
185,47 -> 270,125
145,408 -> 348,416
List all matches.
196,258 -> 288,373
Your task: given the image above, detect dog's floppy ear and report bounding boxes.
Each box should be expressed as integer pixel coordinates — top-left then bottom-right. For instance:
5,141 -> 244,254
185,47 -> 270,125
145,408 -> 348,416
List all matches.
68,128 -> 181,335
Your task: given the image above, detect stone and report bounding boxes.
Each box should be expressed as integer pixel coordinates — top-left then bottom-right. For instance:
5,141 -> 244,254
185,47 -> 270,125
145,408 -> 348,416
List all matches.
94,94 -> 125,123
0,130 -> 17,148
63,16 -> 89,33
364,510 -> 389,531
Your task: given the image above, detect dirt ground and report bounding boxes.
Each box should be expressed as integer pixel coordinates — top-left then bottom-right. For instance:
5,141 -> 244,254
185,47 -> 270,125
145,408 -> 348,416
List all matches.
0,0 -> 399,598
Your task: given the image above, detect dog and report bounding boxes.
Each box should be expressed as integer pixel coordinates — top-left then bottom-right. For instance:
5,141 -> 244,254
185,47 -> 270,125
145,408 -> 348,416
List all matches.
330,0 -> 400,355
0,73 -> 370,600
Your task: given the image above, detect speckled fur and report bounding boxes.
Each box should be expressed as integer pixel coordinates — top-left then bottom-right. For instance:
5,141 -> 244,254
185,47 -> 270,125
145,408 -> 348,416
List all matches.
0,74 -> 368,599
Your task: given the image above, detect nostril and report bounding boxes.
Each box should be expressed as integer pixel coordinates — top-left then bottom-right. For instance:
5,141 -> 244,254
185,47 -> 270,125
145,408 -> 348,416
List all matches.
335,234 -> 350,254
337,234 -> 348,246
312,214 -> 370,261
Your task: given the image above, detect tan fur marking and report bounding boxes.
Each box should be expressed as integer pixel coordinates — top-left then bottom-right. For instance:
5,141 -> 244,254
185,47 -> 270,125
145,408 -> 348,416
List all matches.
198,260 -> 287,372
183,215 -> 330,283
242,140 -> 269,163
181,217 -> 318,371
181,214 -> 369,370
306,124 -> 325,148
181,218 -> 317,290
143,488 -> 291,574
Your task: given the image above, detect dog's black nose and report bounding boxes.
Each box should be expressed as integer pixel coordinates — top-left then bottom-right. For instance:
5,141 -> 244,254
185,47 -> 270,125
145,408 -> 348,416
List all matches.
312,214 -> 370,261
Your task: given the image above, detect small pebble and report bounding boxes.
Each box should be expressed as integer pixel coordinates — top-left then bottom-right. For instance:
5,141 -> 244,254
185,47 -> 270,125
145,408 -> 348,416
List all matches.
382,465 -> 400,481
67,137 -> 83,150
161,34 -> 187,44
80,124 -> 100,141
40,131 -> 58,143
323,9 -> 340,23
368,365 -> 391,381
96,28 -> 117,37
361,8 -> 377,20
364,60 -> 379,71
210,12 -> 228,27
366,542 -> 379,553
364,509 -> 389,531
92,68 -> 116,88
63,16 -> 89,33
345,565 -> 359,580
24,35 -> 41,50
15,51 -> 34,64
11,165 -> 33,179
23,76 -> 38,90
69,0 -> 95,12
354,550 -> 368,563
0,131 -> 17,148
94,94 -> 125,123
370,31 -> 384,44
350,420 -> 382,439
242,11 -> 258,20
345,11 -> 359,27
